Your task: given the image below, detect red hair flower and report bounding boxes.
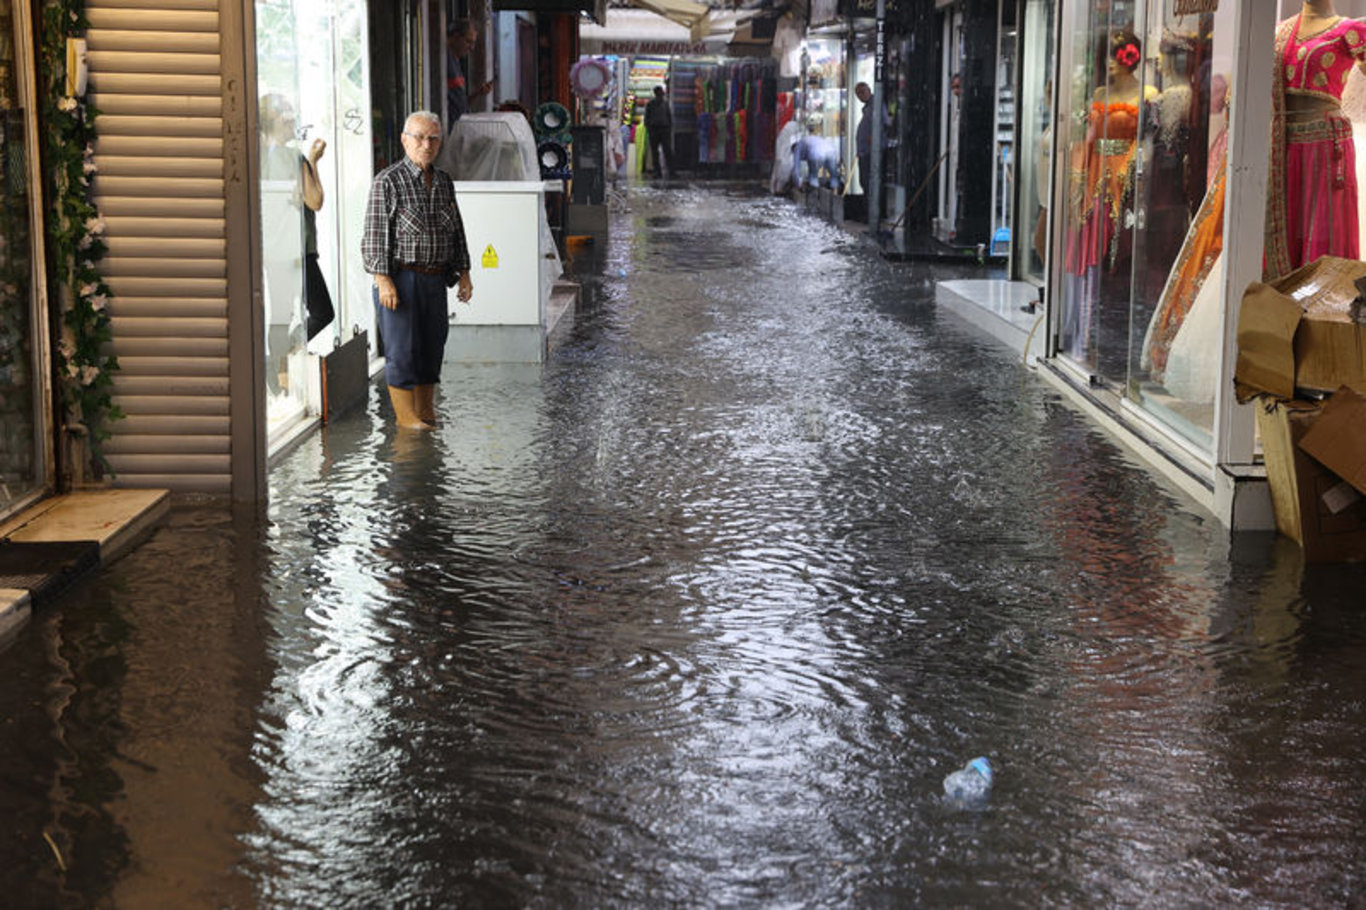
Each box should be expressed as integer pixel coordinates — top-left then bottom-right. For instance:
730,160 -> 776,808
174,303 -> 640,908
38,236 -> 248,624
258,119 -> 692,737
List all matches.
1115,43 -> 1141,68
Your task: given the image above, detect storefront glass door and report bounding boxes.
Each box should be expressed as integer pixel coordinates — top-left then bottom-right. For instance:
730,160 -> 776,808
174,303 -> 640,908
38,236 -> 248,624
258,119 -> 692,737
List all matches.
256,0 -> 373,445
297,0 -> 374,361
0,0 -> 46,516
256,0 -> 310,437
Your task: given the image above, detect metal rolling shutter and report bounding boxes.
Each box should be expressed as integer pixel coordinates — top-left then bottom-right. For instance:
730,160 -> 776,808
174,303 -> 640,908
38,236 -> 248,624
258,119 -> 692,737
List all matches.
86,1 -> 230,493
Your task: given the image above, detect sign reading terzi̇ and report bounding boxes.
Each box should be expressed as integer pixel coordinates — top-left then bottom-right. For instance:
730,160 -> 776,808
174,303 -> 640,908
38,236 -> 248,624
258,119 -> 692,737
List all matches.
1174,0 -> 1217,13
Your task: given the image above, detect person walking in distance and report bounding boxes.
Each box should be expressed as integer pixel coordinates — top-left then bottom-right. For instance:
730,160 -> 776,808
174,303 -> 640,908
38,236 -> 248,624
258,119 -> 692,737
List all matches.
361,111 -> 473,429
644,85 -> 673,177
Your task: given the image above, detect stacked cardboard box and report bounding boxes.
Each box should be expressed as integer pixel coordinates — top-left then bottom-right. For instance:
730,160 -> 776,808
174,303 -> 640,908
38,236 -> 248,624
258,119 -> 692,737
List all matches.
1237,258 -> 1366,562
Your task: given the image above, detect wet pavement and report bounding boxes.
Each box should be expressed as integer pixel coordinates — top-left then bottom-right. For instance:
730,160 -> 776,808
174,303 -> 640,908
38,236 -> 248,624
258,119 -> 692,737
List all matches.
2,184 -> 1365,908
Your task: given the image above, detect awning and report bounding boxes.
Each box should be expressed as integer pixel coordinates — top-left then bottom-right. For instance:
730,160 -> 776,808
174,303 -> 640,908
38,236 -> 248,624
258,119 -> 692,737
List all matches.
628,0 -> 711,43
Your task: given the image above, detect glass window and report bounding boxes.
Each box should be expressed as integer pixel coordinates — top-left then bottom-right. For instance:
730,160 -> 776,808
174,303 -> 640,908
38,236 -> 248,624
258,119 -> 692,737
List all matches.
993,7 -> 1017,257
256,0 -> 309,436
256,0 -> 374,443
1014,0 -> 1055,283
1056,2 -> 1146,383
1127,4 -> 1229,449
296,0 -> 373,361
0,0 -> 43,514
797,37 -> 846,191
1053,0 -> 1235,455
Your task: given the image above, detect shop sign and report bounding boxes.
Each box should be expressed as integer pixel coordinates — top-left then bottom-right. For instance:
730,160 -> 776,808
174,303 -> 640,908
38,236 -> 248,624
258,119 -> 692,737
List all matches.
1174,0 -> 1217,12
594,40 -> 710,56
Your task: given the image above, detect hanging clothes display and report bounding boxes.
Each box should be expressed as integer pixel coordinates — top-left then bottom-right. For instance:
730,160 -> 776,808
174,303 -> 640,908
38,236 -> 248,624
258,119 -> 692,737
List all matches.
1065,100 -> 1142,276
1264,13 -> 1366,281
690,59 -> 777,167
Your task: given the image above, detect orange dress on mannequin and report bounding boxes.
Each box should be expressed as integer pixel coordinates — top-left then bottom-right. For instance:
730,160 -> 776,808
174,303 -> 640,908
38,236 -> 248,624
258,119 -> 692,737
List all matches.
1066,101 -> 1142,277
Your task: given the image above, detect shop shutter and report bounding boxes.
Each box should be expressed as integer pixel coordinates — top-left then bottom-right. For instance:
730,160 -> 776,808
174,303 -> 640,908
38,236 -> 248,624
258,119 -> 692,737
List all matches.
85,1 -> 230,492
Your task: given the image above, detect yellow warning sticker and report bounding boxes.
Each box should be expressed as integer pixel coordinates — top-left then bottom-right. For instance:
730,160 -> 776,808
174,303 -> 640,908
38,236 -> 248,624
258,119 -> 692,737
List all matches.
481,244 -> 499,269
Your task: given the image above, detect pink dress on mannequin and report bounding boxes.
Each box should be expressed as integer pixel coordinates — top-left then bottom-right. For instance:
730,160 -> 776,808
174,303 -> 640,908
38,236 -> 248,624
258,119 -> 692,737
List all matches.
1265,14 -> 1366,280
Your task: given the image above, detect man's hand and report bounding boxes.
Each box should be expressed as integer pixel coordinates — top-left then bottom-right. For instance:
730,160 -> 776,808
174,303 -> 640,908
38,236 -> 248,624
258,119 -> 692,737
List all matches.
471,80 -> 494,100
456,271 -> 473,303
307,137 -> 327,165
375,274 -> 399,310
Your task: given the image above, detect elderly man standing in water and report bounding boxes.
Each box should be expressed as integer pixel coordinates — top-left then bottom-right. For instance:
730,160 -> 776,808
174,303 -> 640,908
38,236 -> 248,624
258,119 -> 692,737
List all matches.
362,110 -> 473,429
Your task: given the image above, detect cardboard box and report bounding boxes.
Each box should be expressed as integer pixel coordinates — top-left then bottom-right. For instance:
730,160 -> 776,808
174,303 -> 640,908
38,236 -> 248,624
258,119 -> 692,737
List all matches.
1256,396 -> 1366,562
1236,258 -> 1366,399
1236,282 -> 1301,401
1298,386 -> 1366,497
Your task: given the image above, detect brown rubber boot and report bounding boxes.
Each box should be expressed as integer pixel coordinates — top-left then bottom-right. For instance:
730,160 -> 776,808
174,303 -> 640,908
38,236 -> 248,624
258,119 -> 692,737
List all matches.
414,384 -> 438,426
387,385 -> 429,430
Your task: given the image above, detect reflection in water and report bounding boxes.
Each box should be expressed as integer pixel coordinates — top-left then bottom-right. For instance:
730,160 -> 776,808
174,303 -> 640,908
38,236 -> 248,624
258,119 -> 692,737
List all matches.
0,508 -> 271,908
0,186 -> 1364,907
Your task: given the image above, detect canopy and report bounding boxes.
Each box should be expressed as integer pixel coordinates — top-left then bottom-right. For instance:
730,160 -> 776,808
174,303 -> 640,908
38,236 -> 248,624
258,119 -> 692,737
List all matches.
629,0 -> 711,42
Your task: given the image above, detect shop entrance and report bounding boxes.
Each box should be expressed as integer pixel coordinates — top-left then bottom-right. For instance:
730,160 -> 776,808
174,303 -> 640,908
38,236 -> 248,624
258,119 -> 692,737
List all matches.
935,7 -> 964,243
256,0 -> 374,447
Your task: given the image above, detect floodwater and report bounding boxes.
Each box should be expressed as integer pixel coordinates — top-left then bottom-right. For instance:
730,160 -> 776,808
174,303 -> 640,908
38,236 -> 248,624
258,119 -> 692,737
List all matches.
3,185 -> 1365,909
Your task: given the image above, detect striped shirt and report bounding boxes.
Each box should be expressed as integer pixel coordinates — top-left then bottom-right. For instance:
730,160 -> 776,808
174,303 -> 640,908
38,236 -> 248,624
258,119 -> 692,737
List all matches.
361,156 -> 471,276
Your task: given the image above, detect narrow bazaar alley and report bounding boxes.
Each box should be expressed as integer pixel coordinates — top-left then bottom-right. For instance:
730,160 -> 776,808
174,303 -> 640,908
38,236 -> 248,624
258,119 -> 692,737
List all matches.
2,186 -> 1364,908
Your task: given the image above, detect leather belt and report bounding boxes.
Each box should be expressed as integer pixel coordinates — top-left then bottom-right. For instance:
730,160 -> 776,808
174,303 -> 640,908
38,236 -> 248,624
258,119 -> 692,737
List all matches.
396,262 -> 445,275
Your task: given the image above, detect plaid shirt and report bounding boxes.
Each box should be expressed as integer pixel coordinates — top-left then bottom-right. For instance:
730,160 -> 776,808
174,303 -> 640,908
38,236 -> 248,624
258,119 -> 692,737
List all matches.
361,156 -> 471,276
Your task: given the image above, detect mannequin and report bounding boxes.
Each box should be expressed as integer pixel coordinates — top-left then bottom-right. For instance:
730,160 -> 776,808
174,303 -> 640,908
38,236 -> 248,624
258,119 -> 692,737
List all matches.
1137,29 -> 1201,329
1265,0 -> 1366,279
1062,29 -> 1157,372
1033,79 -> 1052,266
1142,100 -> 1228,388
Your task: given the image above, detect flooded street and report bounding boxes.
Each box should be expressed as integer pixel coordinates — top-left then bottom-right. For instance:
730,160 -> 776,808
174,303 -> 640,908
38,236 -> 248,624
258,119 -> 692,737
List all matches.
3,185 -> 1365,908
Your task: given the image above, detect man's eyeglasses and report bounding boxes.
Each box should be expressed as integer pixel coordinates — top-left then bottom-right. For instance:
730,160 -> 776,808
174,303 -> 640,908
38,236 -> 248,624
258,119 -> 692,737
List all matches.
404,131 -> 442,144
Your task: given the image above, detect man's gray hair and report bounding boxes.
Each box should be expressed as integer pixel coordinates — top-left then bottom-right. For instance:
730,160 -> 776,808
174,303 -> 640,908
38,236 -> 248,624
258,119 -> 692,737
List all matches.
405,110 -> 441,132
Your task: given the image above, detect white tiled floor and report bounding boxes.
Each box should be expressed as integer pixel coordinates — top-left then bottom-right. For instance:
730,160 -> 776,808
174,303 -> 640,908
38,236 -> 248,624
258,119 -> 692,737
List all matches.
935,279 -> 1046,358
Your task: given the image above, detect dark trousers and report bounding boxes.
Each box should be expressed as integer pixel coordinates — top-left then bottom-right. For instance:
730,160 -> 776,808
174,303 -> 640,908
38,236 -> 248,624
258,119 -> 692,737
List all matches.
374,268 -> 449,388
305,253 -> 334,340
648,126 -> 672,176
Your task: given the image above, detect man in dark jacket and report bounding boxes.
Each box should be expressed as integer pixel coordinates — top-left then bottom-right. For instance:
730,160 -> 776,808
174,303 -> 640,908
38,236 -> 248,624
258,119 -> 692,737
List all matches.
643,86 -> 673,177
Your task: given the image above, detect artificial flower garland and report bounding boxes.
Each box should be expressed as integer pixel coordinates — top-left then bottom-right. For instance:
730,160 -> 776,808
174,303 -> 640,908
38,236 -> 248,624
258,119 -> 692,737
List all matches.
40,0 -> 121,472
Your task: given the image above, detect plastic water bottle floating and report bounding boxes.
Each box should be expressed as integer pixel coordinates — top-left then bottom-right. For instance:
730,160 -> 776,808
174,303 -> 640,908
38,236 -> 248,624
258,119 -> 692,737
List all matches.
943,756 -> 993,803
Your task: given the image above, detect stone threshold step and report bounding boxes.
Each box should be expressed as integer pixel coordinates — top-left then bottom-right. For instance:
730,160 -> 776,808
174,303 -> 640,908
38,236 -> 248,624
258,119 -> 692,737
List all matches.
0,488 -> 170,629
